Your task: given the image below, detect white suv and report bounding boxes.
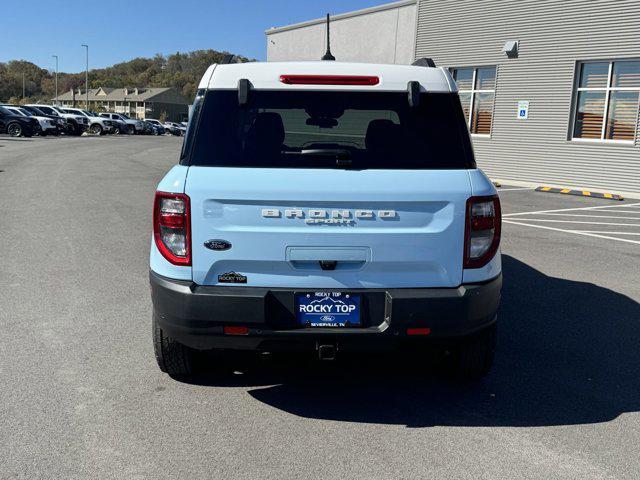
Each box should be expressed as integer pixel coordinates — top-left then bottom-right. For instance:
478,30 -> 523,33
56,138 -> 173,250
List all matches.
150,59 -> 502,380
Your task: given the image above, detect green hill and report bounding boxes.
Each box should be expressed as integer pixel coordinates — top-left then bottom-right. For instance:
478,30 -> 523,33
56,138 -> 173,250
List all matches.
0,50 -> 252,104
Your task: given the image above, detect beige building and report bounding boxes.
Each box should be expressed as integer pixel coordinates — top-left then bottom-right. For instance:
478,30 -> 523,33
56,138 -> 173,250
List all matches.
53,87 -> 189,122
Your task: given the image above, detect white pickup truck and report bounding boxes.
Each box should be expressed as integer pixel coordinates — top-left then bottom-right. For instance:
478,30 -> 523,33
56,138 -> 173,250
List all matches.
60,108 -> 117,135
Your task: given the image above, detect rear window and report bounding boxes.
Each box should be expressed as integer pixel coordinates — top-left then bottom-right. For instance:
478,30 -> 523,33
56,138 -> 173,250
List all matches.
186,90 -> 475,169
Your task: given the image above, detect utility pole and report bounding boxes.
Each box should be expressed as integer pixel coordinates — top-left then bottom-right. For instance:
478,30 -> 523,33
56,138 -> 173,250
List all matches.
52,55 -> 59,105
81,44 -> 89,109
22,72 -> 25,99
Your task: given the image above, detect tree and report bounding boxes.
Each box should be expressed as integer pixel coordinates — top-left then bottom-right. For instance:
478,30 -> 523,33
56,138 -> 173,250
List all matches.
0,49 -> 254,103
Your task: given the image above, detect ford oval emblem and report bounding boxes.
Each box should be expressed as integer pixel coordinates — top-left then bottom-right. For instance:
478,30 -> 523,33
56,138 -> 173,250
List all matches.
204,239 -> 232,251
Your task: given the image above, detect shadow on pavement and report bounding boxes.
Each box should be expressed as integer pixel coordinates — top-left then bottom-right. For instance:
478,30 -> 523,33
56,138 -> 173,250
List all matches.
185,255 -> 640,427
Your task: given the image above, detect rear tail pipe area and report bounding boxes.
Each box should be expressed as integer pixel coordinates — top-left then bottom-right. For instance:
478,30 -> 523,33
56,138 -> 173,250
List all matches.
317,343 -> 337,361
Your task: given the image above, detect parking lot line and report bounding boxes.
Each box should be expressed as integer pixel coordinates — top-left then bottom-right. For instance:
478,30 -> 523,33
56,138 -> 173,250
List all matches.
531,213 -> 640,219
505,219 -> 640,226
503,202 -> 640,217
497,187 -> 535,192
503,220 -> 640,245
576,231 -> 640,235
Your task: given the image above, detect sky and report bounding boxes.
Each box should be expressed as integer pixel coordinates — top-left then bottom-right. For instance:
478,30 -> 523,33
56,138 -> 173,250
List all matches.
1,0 -> 385,73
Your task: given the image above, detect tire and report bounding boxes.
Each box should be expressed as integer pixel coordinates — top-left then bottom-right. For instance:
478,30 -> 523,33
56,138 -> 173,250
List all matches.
7,122 -> 23,137
127,125 -> 135,135
67,121 -> 81,136
90,123 -> 103,135
445,323 -> 496,381
153,314 -> 194,378
40,131 -> 48,137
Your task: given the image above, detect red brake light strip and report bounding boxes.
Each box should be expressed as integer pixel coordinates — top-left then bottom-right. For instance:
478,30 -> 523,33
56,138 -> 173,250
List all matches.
279,75 -> 380,86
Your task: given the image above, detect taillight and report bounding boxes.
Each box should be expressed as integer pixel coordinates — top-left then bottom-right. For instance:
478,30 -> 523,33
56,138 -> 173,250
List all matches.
153,191 -> 191,266
279,75 -> 380,86
464,195 -> 501,269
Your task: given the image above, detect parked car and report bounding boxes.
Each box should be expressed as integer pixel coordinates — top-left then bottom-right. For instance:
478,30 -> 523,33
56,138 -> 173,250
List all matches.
61,108 -> 116,135
98,113 -> 126,134
162,121 -> 184,136
20,105 -> 66,135
140,120 -> 155,135
149,60 -> 502,380
143,118 -> 166,135
27,105 -> 88,136
3,106 -> 58,136
143,120 -> 165,135
99,112 -> 143,134
0,105 -> 39,137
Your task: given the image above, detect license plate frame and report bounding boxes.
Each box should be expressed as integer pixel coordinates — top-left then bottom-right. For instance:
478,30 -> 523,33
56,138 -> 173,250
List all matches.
295,292 -> 362,327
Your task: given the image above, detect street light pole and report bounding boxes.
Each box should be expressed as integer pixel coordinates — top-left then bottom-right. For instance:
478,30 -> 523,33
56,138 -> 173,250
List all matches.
52,55 -> 58,105
81,44 -> 89,109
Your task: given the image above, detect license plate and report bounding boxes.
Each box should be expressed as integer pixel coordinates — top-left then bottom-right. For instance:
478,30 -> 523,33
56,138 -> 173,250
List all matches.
296,292 -> 361,327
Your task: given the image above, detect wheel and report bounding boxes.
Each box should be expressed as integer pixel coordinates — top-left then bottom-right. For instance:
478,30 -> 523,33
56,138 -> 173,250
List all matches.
7,122 -> 23,137
127,125 -> 135,135
445,323 -> 496,381
40,131 -> 48,137
67,122 -> 81,136
90,123 -> 103,135
153,313 -> 194,378
113,127 -> 120,135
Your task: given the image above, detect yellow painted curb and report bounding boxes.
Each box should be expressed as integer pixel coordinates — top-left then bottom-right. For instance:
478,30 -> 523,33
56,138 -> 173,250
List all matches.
535,186 -> 623,201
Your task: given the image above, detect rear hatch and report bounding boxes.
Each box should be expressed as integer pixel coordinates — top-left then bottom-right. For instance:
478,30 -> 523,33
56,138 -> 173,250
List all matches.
184,86 -> 475,288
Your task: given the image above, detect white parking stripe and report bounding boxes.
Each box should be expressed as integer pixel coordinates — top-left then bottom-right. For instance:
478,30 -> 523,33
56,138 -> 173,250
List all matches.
576,231 -> 640,235
505,218 -> 640,226
504,202 -> 640,217
504,220 -> 640,245
497,187 -> 535,192
529,213 -> 640,220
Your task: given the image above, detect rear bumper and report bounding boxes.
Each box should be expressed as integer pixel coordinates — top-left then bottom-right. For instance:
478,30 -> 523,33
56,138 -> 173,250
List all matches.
150,271 -> 501,351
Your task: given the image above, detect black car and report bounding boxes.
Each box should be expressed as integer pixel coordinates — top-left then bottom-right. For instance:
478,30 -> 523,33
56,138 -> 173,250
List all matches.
19,105 -> 66,135
0,106 -> 40,137
143,120 -> 165,135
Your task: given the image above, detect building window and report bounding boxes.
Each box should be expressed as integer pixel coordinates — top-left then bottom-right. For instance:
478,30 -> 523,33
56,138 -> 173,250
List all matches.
572,60 -> 640,142
451,66 -> 496,136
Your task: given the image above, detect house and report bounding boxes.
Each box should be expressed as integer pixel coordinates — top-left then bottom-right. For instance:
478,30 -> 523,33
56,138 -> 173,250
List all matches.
53,87 -> 190,122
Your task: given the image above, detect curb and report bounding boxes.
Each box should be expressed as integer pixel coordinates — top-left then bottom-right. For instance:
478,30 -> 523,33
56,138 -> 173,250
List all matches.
536,186 -> 624,201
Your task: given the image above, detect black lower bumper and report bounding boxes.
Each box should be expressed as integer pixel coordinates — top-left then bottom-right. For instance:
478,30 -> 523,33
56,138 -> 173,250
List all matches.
150,271 -> 501,351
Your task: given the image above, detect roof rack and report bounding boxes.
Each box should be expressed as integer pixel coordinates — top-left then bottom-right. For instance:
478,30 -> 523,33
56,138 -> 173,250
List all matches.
412,58 -> 437,68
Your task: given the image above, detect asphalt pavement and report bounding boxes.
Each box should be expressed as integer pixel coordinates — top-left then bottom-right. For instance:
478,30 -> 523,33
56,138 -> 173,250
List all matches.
1,135 -> 638,479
